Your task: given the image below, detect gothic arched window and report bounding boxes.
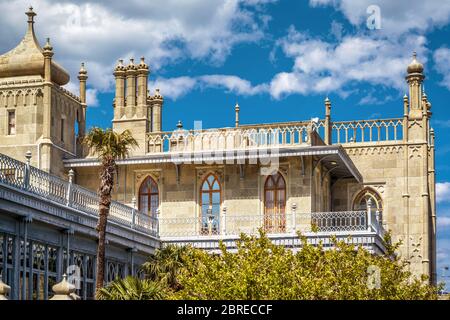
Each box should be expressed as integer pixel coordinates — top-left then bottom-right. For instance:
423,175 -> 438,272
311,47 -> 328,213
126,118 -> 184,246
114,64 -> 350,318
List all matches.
138,176 -> 159,217
264,172 -> 286,233
352,188 -> 383,213
200,174 -> 221,235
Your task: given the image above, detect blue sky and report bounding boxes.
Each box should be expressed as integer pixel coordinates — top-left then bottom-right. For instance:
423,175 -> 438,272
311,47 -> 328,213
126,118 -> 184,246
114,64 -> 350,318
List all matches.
1,0 -> 450,289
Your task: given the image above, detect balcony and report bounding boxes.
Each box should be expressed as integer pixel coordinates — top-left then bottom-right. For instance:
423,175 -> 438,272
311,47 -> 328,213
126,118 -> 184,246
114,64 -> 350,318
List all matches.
159,209 -> 387,254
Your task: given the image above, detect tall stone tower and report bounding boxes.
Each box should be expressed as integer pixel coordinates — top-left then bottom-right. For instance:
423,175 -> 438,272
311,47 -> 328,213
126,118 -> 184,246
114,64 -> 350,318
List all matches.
0,7 -> 88,176
403,52 -> 436,282
112,58 -> 164,155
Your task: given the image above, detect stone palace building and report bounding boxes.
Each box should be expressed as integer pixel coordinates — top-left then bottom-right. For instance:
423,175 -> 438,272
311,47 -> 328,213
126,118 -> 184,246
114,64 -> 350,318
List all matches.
0,8 -> 436,299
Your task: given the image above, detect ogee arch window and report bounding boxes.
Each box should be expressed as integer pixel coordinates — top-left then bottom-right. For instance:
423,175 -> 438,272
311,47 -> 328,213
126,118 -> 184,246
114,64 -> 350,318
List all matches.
138,176 -> 159,217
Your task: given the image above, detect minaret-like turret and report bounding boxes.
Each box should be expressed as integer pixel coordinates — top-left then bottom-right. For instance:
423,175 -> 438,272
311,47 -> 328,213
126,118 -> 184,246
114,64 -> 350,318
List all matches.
150,89 -> 164,132
137,57 -> 149,118
113,59 -> 126,119
406,52 -> 425,120
235,103 -> 240,128
324,97 -> 331,145
77,63 -> 88,140
125,58 -> 137,118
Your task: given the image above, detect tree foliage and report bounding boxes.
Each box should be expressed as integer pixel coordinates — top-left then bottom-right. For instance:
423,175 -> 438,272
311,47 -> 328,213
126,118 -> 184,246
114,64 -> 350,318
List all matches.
97,276 -> 165,300
100,231 -> 442,300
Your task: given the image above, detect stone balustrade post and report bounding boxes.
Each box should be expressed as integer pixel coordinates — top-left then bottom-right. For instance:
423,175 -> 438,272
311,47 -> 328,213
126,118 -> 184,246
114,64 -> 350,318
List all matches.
375,210 -> 381,232
24,150 -> 32,189
131,196 -> 137,229
291,203 -> 297,233
0,279 -> 11,300
66,169 -> 74,206
50,274 -> 77,300
367,198 -> 372,231
156,208 -> 160,236
221,206 -> 227,235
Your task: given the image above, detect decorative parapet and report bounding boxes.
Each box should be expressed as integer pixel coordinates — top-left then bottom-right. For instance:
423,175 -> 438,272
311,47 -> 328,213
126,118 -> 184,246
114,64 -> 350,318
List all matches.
145,118 -> 404,155
54,84 -> 81,103
331,118 -> 403,144
146,120 -> 326,154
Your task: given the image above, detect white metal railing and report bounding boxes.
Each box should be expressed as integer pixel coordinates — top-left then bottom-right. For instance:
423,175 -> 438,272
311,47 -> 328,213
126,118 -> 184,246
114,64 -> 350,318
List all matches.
159,210 -> 384,238
0,152 -> 158,237
146,121 -> 325,153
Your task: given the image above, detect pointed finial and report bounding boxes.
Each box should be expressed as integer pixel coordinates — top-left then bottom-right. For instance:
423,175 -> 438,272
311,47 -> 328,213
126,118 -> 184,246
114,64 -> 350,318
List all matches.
325,96 -> 330,103
407,51 -> 423,74
79,62 -> 87,75
26,6 -> 36,24
235,102 -> 240,111
176,120 -> 183,129
43,37 -> 53,51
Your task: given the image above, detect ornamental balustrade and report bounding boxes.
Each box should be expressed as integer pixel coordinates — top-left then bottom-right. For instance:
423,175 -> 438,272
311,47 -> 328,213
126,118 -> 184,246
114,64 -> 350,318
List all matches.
146,121 -> 325,154
146,118 -> 404,154
158,210 -> 384,238
0,152 -> 158,237
331,118 -> 403,144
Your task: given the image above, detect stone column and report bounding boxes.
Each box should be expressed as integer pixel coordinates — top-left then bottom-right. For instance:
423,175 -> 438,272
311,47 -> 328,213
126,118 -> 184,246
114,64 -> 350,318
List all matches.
150,89 -> 164,132
324,97 -> 331,145
125,59 -> 137,119
235,103 -> 240,128
40,38 -> 54,173
136,57 -> 149,119
113,60 -> 126,120
77,63 -> 88,138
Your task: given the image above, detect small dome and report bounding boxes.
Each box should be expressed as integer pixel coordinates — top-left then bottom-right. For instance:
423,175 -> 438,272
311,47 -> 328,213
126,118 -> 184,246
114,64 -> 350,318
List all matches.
151,88 -> 163,100
407,52 -> 424,74
0,8 -> 70,85
114,59 -> 126,73
138,57 -> 149,70
126,58 -> 137,71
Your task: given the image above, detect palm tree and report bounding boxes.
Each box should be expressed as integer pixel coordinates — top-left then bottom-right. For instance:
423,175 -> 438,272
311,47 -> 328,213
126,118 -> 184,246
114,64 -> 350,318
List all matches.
97,276 -> 165,300
83,127 -> 138,297
142,245 -> 189,290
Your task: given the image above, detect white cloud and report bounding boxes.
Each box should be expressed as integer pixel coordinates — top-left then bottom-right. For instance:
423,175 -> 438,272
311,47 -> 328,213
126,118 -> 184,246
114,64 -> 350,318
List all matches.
0,0 -> 275,93
198,75 -> 268,95
434,47 -> 450,90
309,0 -> 450,36
86,89 -> 99,107
63,81 -> 99,107
149,74 -> 267,100
268,26 -> 427,99
148,77 -> 198,101
437,182 -> 450,203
